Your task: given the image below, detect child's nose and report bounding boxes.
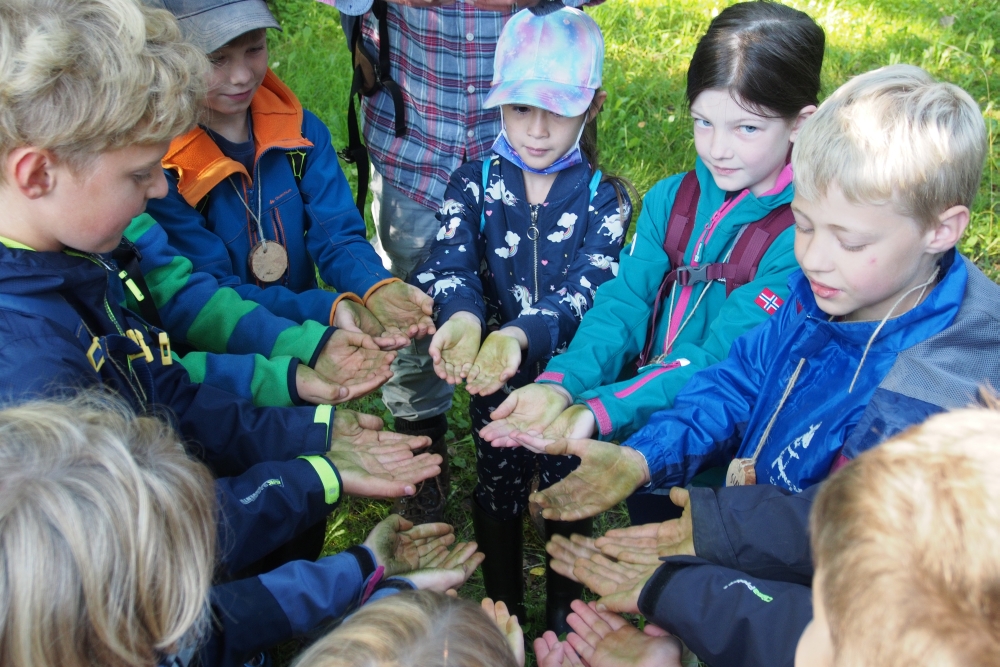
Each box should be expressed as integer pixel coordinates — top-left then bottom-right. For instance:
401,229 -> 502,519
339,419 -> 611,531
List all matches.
709,130 -> 731,160
527,111 -> 549,137
229,59 -> 253,85
147,169 -> 169,200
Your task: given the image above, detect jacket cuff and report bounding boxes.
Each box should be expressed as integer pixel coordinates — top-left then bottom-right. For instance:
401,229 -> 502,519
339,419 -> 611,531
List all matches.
330,293 -> 364,326
297,455 -> 343,506
689,487 -> 739,569
362,277 -> 403,305
637,556 -> 700,618
287,359 -> 305,406
506,314 -> 552,369
344,545 -> 378,581
308,327 -> 337,369
536,361 -> 588,398
583,397 -> 614,438
437,298 -> 486,331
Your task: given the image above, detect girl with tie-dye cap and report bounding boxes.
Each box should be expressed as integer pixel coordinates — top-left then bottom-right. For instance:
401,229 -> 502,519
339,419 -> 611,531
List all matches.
408,6 -> 634,633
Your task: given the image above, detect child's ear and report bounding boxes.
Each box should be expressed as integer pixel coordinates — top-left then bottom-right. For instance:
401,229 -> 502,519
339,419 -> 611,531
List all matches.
587,90 -> 608,122
925,205 -> 970,254
8,148 -> 57,199
789,105 -> 818,142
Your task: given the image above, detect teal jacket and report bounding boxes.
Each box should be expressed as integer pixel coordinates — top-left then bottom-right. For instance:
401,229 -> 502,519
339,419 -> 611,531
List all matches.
538,158 -> 798,441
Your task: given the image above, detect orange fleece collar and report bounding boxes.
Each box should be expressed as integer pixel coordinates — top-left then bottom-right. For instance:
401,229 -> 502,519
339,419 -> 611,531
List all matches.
164,69 -> 313,207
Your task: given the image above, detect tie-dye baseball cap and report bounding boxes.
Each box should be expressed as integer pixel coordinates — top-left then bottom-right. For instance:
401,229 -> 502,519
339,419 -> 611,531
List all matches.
484,7 -> 604,118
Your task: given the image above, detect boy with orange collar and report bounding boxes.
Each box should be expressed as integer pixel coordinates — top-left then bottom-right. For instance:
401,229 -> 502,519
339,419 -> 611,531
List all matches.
142,0 -> 452,510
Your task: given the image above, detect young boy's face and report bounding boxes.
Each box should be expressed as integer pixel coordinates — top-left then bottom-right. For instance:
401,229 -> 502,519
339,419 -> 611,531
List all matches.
204,30 -> 268,124
795,571 -> 834,667
41,142 -> 169,253
792,185 -> 943,322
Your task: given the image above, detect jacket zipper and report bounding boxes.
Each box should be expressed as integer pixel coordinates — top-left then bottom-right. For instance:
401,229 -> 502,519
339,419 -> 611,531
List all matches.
528,204 -> 540,302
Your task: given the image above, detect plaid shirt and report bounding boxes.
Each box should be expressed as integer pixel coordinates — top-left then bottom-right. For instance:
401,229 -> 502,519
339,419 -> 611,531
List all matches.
322,1 -> 588,210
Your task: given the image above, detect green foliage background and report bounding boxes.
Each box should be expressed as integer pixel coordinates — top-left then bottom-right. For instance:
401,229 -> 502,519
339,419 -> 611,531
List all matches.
262,0 -> 998,661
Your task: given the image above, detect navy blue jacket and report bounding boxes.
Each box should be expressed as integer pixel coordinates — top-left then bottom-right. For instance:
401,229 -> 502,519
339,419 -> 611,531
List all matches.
639,255 -> 1000,667
0,242 -> 356,664
411,156 -> 630,377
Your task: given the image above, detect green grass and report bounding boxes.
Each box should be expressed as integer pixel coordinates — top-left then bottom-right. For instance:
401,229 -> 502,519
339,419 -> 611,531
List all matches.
263,0 -> 999,662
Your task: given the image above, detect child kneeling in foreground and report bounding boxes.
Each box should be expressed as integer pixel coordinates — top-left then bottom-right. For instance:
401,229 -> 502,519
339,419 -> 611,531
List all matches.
528,64 -> 995,521
796,406 -> 1000,666
0,396 -> 481,667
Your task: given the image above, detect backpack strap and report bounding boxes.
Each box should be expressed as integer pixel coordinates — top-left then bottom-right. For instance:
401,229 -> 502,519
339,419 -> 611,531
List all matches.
338,0 -> 406,217
716,204 -> 796,296
639,171 -> 700,366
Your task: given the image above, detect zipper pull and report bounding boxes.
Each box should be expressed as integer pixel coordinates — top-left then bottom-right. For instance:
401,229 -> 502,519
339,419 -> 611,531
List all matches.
527,205 -> 540,238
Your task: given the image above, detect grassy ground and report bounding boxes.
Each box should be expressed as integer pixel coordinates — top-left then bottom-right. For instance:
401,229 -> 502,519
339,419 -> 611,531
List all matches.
264,0 -> 999,662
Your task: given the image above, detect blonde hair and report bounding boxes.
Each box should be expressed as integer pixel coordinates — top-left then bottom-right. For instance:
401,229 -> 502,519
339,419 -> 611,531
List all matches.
793,64 -> 987,228
293,591 -> 519,667
811,407 -> 1000,667
0,0 -> 206,181
0,394 -> 217,667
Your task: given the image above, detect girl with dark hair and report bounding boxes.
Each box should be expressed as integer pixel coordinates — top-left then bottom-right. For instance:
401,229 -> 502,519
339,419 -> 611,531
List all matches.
484,1 -> 825,523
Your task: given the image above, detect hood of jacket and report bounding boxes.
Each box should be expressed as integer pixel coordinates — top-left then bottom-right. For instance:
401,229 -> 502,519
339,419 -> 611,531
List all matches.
0,242 -> 110,306
163,69 -> 313,207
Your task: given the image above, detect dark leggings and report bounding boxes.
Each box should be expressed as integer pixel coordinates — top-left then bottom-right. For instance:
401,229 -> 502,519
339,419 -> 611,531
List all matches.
471,390 -> 579,521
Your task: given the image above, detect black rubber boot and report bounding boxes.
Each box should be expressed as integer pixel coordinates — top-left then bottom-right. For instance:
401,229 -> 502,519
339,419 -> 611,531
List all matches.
545,517 -> 594,635
472,497 -> 526,623
391,414 -> 449,524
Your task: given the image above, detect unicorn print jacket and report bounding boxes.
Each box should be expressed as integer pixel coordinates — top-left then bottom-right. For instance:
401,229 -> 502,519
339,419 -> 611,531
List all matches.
411,155 -> 631,376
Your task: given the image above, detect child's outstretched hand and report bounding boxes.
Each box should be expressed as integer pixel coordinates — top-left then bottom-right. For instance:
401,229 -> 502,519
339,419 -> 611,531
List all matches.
482,599 -> 525,667
595,487 -> 694,563
428,312 -> 482,384
311,330 -> 396,402
564,600 -> 683,667
403,540 -> 485,592
480,383 -> 572,447
363,514 -> 455,576
333,299 -> 409,350
534,631 -> 585,667
366,281 -> 436,340
466,328 -> 526,396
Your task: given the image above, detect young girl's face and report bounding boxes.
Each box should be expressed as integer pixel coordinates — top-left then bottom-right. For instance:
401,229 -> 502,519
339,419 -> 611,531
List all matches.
501,104 -> 587,171
690,88 -> 807,196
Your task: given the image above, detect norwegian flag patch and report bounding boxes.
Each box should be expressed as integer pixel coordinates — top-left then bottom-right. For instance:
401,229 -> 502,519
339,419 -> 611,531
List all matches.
755,288 -> 784,314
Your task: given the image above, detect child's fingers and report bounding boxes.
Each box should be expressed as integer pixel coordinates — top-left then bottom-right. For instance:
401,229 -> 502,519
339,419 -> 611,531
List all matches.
565,630 -> 596,663
586,600 -> 630,630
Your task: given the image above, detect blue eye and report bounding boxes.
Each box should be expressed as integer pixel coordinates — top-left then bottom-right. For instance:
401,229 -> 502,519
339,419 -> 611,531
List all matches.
693,118 -> 711,128
741,125 -> 759,134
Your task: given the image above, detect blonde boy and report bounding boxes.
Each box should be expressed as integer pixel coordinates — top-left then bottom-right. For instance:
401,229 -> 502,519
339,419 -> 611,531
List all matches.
797,407 -> 1000,666
0,0 -> 440,584
528,65 -> 997,523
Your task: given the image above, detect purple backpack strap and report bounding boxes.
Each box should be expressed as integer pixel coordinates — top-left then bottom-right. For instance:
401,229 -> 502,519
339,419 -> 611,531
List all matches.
638,171 -> 700,367
717,203 -> 796,296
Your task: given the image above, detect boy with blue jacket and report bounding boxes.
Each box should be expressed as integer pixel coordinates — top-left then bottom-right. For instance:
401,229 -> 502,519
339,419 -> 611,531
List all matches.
526,65 -> 997,523
0,0 -> 440,601
142,0 -> 451,516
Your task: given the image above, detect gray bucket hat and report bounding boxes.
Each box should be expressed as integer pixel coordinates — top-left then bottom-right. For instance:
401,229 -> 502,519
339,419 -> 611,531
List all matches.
148,0 -> 281,53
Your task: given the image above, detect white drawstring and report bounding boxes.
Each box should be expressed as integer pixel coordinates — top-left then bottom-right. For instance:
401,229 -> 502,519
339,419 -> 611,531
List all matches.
847,267 -> 938,393
747,357 -> 806,466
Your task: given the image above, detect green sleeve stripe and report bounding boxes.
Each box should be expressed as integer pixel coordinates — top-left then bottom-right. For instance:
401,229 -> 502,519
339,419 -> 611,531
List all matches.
298,455 -> 341,505
124,213 -> 158,241
187,288 -> 260,353
177,352 -> 208,383
249,355 -> 294,407
272,319 -> 329,362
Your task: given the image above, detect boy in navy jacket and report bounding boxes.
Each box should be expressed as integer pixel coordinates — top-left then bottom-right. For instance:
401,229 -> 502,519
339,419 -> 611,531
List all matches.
0,0 -> 440,623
